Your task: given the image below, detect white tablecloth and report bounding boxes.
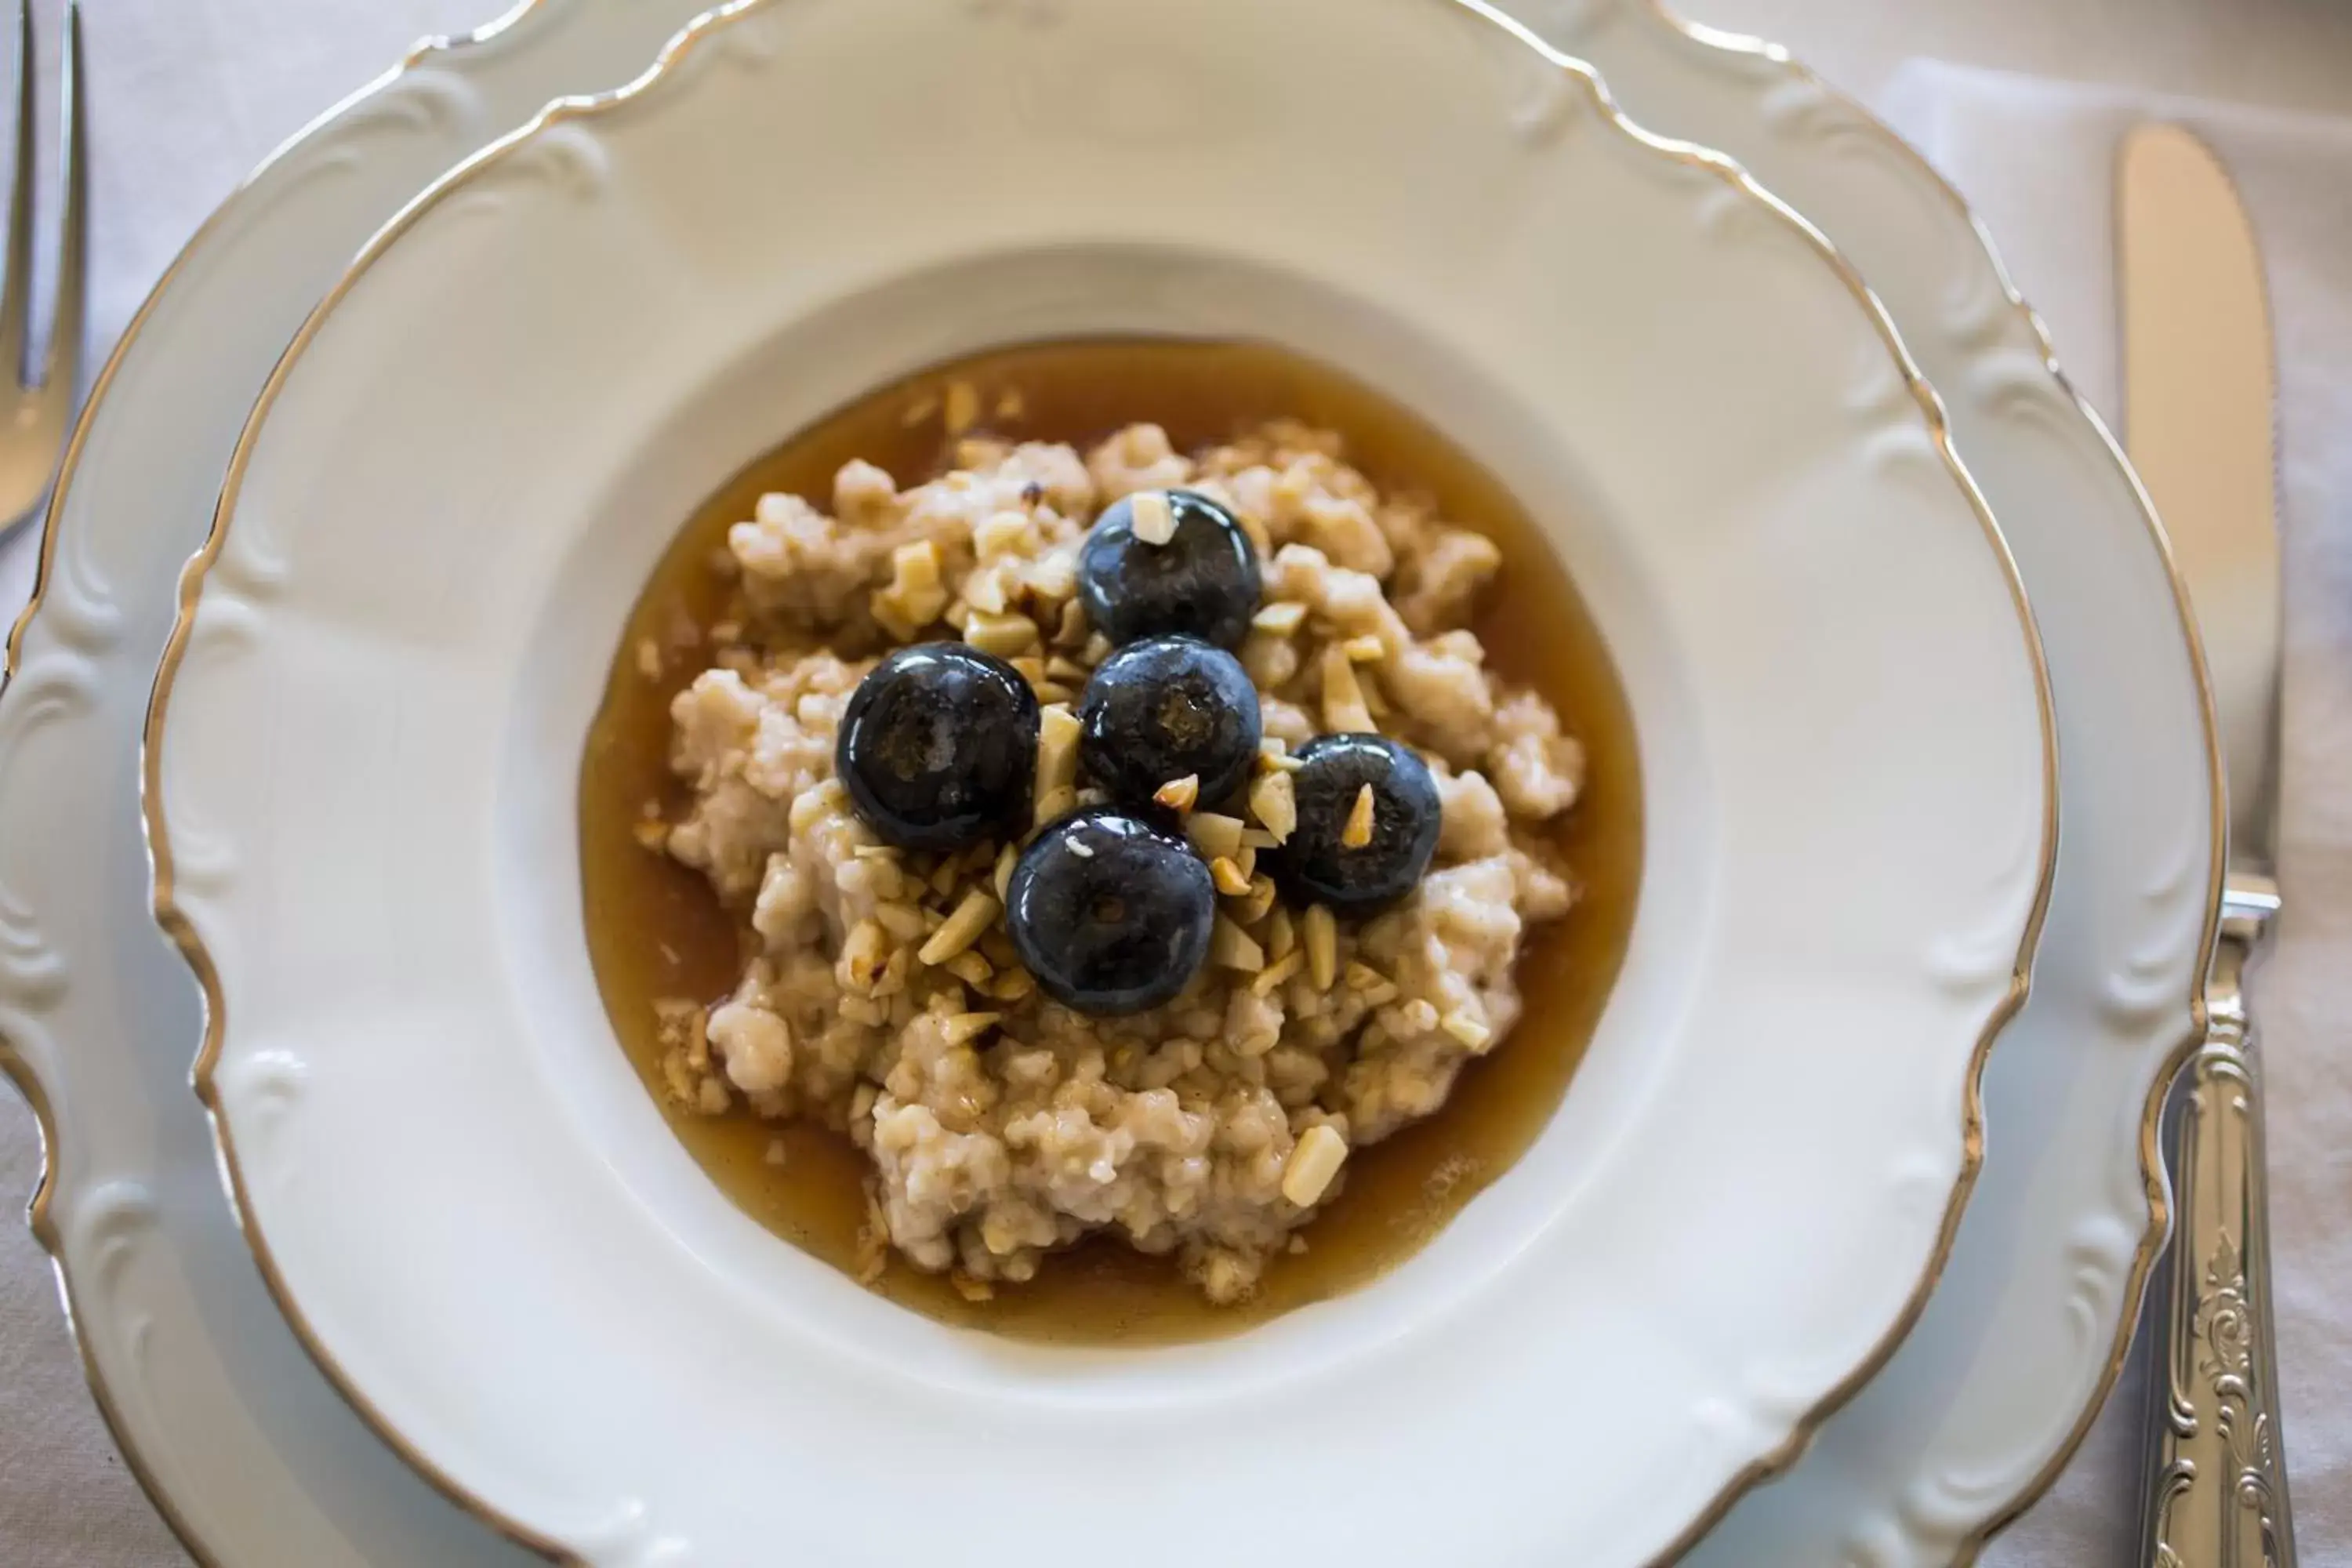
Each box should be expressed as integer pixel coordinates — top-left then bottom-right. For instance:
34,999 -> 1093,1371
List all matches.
3,2 -> 2349,1563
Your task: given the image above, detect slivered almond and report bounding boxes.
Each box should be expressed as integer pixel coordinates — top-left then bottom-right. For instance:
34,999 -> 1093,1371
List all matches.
1185,811 -> 1246,862
1281,1124 -> 1349,1206
1340,783 -> 1377,848
1249,771 -> 1297,844
1210,915 -> 1265,971
1321,644 -> 1376,732
1250,601 -> 1308,636
918,889 -> 1000,965
1130,489 -> 1177,545
1154,774 -> 1200,814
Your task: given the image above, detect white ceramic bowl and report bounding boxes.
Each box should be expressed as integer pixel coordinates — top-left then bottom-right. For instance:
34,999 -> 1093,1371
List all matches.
147,0 -> 2055,1562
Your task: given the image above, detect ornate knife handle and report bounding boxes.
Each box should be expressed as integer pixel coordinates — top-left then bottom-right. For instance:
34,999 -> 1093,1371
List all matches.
2143,880 -> 2297,1568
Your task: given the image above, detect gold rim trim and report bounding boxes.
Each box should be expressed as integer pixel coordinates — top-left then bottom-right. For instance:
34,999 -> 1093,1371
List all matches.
0,4 -> 573,1565
1643,4 -> 2227,1559
137,2 -> 2060,1563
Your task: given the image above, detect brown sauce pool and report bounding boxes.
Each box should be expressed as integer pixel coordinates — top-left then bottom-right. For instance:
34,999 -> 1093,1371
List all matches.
579,338 -> 1642,1344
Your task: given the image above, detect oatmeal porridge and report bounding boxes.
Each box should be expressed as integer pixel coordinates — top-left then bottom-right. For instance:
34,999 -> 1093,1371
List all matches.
581,339 -> 1640,1340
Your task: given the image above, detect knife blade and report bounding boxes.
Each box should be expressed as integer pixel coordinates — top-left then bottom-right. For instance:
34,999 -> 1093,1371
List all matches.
2122,122 -> 2281,876
2120,120 -> 2297,1568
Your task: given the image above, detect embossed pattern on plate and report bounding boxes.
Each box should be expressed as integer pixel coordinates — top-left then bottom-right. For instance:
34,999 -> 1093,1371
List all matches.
0,2 -> 726,1563
1526,4 -> 2224,1563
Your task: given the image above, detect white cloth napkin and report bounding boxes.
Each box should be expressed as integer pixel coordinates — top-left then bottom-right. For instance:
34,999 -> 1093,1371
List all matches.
1880,61 -> 2352,1568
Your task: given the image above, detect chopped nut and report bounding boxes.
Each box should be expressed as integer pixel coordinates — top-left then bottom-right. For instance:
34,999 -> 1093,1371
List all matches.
1210,915 -> 1265,971
1036,704 -> 1080,799
1440,1007 -> 1494,1051
1340,783 -> 1377,848
918,889 -> 1001,965
1281,1124 -> 1349,1206
1186,811 -> 1246,861
1265,905 -> 1297,964
1210,856 -> 1254,897
1081,630 -> 1115,666
876,946 -> 913,998
995,386 -> 1026,421
1155,774 -> 1200,814
974,511 -> 1031,557
964,610 -> 1040,658
1321,644 -> 1377,732
1399,997 -> 1441,1034
964,571 -> 1009,616
944,379 -> 981,436
1045,655 -> 1090,685
1251,601 -> 1308,636
1251,949 -> 1305,996
764,1138 -> 789,1167
991,966 -> 1036,1004
838,919 -> 891,994
1345,960 -> 1387,993
945,949 -> 995,989
941,1011 -> 1002,1048
632,818 -> 669,851
840,994 -> 887,1028
950,1271 -> 996,1304
993,844 -> 1018,901
887,539 -> 939,590
1342,633 -> 1387,662
1249,771 -> 1298,844
873,902 -> 928,942
1256,737 -> 1305,774
1233,844 -> 1257,882
1130,489 -> 1178,545
929,858 -> 960,898
1240,827 -> 1280,851
635,637 -> 662,678
1011,655 -> 1049,684
1031,784 -> 1077,830
1053,598 -> 1090,648
1031,681 -> 1074,707
900,390 -> 940,427
1238,873 -> 1279,925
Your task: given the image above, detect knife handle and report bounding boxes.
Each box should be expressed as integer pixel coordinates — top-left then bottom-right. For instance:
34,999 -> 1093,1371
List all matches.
2142,882 -> 2296,1568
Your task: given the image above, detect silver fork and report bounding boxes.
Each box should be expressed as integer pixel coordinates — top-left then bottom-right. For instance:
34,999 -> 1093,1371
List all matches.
0,0 -> 82,540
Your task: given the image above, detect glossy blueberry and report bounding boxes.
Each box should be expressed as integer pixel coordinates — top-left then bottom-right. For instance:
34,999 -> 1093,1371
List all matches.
835,643 -> 1038,851
1270,733 -> 1443,915
1077,634 -> 1261,809
1076,488 -> 1261,649
1007,808 -> 1215,1015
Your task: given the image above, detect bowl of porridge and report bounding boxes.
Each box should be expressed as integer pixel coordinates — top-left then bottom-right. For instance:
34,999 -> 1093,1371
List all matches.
583,340 -> 1645,1335
144,0 -> 2056,1560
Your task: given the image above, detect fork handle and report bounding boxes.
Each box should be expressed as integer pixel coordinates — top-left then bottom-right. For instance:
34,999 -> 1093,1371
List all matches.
2141,884 -> 2296,1568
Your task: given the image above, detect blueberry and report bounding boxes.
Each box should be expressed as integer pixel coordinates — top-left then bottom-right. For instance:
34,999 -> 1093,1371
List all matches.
1077,635 -> 1261,809
1006,808 -> 1215,1014
1076,488 -> 1261,649
1270,733 -> 1443,915
836,643 -> 1039,851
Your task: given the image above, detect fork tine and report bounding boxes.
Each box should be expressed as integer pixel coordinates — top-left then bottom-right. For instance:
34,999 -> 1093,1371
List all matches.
0,0 -> 32,385
41,0 -> 82,395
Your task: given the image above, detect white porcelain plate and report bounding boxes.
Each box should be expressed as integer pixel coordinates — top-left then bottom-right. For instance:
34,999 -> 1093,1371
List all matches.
0,2 -> 720,1563
143,0 -> 2051,1563
1535,6 -> 2221,1563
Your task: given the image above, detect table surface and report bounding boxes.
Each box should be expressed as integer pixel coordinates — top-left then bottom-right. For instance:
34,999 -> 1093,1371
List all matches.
2,1 -> 2348,1564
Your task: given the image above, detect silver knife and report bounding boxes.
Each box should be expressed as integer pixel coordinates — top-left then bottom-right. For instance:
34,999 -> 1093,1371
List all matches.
2121,121 -> 2297,1568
